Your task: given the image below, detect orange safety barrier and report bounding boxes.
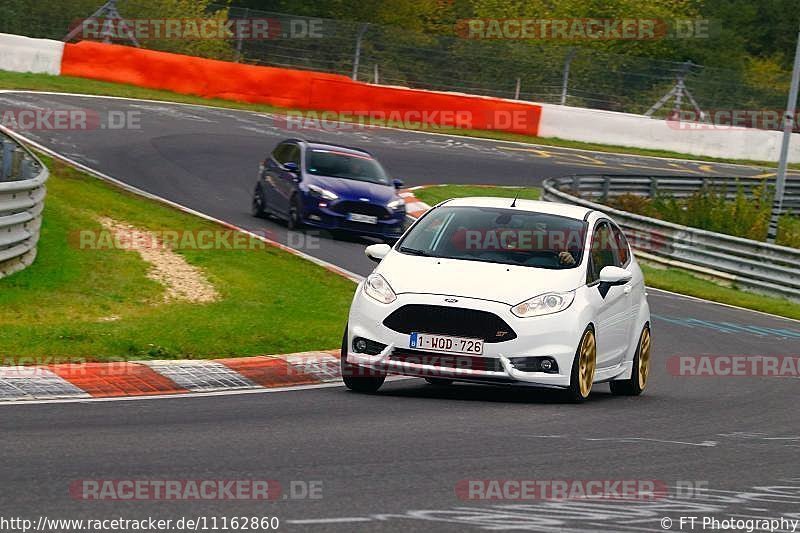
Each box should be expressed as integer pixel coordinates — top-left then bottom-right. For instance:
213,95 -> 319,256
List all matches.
61,41 -> 540,135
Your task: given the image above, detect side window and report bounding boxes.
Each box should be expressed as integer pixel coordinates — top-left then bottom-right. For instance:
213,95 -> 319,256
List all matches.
285,145 -> 301,167
611,224 -> 630,266
587,222 -> 619,283
272,143 -> 290,164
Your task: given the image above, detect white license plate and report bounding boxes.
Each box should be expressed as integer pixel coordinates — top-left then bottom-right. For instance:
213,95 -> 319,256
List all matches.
347,213 -> 378,224
409,332 -> 484,355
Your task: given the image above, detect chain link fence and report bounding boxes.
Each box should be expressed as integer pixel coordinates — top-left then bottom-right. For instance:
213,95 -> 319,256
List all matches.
0,1 -> 787,117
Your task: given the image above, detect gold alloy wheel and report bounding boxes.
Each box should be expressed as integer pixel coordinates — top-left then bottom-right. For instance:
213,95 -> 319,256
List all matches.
578,330 -> 597,398
637,328 -> 652,391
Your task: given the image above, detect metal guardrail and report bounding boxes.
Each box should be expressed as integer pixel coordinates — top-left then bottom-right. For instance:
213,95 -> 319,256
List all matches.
556,174 -> 800,214
0,131 -> 48,280
542,174 -> 800,301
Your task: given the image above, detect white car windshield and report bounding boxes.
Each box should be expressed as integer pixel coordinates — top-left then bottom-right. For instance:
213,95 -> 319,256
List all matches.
398,205 -> 588,269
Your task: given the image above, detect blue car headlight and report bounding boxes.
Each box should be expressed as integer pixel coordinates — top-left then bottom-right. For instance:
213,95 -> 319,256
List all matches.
307,184 -> 339,201
387,198 -> 405,211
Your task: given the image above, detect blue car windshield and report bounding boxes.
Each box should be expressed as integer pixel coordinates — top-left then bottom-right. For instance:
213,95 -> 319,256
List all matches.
305,149 -> 390,185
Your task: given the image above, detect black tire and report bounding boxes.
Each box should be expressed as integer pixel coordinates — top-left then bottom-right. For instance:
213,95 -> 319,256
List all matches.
251,185 -> 266,218
340,326 -> 385,393
610,325 -> 651,396
424,377 -> 453,386
565,326 -> 596,403
287,195 -> 303,231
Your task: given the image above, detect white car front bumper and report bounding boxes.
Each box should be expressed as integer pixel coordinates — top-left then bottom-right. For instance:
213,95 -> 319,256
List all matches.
347,289 -> 588,388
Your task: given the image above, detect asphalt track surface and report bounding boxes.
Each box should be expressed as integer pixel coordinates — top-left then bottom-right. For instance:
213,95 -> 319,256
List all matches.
1,92 -> 799,532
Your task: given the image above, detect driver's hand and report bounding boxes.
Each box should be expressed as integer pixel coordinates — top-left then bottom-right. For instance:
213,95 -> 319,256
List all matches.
558,251 -> 576,266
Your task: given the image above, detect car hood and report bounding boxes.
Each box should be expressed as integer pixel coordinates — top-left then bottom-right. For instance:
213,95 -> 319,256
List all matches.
307,175 -> 396,203
375,250 -> 583,305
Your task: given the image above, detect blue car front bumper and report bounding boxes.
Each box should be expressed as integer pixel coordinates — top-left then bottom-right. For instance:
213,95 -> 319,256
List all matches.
298,196 -> 405,238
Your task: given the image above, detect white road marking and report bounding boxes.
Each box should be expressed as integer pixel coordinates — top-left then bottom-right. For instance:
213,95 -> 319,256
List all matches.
521,434 -> 718,447
287,518 -> 373,524
0,376 -> 414,407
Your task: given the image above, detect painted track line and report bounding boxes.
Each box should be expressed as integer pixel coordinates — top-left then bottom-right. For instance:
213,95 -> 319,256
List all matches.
0,90 -> 775,171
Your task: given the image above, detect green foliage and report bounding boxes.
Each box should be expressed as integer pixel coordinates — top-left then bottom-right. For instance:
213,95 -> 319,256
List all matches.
413,185 -> 540,206
607,183 -> 798,248
118,0 -> 235,60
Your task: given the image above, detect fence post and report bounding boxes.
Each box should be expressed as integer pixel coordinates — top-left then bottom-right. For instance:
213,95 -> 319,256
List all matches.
351,23 -> 369,81
21,158 -> 37,181
514,77 -> 521,100
601,176 -> 610,201
11,147 -> 23,178
1,140 -> 13,180
235,8 -> 250,62
649,177 -> 658,197
560,48 -> 576,105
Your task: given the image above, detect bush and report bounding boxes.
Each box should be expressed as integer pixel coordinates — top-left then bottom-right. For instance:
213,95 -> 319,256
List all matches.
602,183 -> 798,249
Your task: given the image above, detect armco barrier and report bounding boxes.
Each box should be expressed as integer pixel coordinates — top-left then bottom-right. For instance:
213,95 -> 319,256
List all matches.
59,40 -> 541,136
0,129 -> 48,279
559,174 -> 800,215
543,175 -> 800,301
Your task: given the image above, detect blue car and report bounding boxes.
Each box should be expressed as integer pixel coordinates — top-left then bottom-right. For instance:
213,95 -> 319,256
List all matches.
252,139 -> 406,240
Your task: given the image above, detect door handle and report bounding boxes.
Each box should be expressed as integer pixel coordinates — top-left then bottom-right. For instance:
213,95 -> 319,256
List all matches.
623,286 -> 632,295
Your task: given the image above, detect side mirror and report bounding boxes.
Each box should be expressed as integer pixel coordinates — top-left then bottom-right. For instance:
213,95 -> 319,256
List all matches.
597,266 -> 632,297
283,162 -> 300,174
599,266 -> 633,286
365,243 -> 391,263
392,178 -> 404,189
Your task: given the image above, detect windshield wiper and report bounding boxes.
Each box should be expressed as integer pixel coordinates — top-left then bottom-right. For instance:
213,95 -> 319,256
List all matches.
399,246 -> 432,257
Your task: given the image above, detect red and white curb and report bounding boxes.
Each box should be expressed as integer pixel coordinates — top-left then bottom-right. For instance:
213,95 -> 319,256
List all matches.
399,187 -> 430,219
0,351 -> 340,403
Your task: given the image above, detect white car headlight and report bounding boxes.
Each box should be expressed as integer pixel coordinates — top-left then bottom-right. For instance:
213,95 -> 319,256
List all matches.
387,198 -> 405,210
307,184 -> 338,200
511,290 -> 575,318
363,273 -> 397,304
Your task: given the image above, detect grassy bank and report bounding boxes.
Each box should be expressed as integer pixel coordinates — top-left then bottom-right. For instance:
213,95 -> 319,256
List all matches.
1,70 -> 795,168
413,185 -> 541,206
0,158 -> 355,362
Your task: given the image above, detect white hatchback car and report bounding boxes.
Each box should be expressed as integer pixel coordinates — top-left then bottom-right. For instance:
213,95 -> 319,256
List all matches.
342,197 -> 651,401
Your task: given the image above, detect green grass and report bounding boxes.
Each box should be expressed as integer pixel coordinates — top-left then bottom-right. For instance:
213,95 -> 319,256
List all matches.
413,184 -> 800,320
0,158 -> 356,362
2,70 -> 797,169
641,265 -> 800,320
413,185 -> 541,206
